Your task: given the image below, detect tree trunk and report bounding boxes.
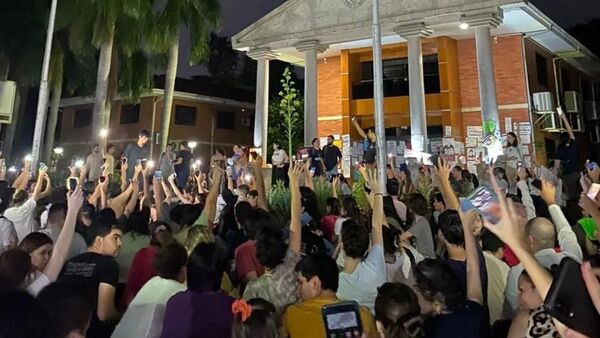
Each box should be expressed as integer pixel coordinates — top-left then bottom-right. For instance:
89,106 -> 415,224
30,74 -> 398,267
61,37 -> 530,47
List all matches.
43,75 -> 62,163
101,46 -> 119,152
160,34 -> 180,153
92,25 -> 115,146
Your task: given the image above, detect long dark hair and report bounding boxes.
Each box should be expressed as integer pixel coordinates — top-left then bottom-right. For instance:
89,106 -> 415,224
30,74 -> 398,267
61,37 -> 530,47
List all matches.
507,132 -> 519,147
231,298 -> 278,338
375,283 -> 424,338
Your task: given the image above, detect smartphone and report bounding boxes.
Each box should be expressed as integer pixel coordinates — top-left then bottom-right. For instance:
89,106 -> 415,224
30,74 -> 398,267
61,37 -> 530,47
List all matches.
154,170 -> 163,180
122,158 -> 127,165
465,186 -> 502,224
99,176 -> 106,183
544,257 -> 600,337
587,161 -> 598,171
429,153 -> 440,168
68,177 -> 78,192
39,162 -> 48,171
322,301 -> 363,338
587,183 -> 600,199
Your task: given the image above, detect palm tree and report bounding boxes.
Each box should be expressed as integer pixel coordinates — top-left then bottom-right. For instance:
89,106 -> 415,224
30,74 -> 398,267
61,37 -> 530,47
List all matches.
154,0 -> 220,153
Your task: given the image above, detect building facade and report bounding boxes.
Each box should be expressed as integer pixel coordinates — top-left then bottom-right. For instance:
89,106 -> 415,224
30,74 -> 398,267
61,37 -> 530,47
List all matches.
233,0 -> 600,167
56,87 -> 255,166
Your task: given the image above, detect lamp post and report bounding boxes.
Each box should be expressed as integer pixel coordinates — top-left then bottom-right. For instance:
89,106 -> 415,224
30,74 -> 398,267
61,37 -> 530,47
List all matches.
343,0 -> 386,187
52,147 -> 63,171
31,0 -> 58,171
188,141 -> 197,154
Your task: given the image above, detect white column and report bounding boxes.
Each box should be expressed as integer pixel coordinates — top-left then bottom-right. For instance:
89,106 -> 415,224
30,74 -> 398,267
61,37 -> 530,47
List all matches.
295,40 -> 327,146
248,48 -> 275,158
464,11 -> 503,133
395,23 -> 433,153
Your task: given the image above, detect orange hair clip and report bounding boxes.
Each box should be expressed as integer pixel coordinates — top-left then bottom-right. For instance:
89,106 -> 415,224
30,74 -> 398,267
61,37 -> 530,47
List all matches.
232,299 -> 252,322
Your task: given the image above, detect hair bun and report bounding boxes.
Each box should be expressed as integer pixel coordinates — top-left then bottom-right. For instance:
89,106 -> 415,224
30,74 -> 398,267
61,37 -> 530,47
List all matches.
400,312 -> 424,338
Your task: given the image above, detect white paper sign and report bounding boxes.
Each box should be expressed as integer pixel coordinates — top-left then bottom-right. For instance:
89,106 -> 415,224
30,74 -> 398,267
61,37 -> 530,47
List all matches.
465,137 -> 478,148
444,126 -> 452,137
520,134 -> 532,145
467,126 -> 483,138
386,141 -> 397,157
505,117 -> 513,133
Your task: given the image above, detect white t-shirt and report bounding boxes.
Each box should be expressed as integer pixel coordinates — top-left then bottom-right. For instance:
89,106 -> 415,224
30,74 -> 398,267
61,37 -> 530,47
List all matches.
4,198 -> 37,243
111,276 -> 186,338
27,272 -> 51,296
0,217 -> 17,252
337,244 -> 387,314
39,228 -> 88,260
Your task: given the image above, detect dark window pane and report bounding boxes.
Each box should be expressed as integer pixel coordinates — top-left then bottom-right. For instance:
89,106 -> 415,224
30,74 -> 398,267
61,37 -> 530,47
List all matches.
120,104 -> 140,124
174,105 -> 197,126
535,53 -> 548,87
217,111 -> 235,130
354,55 -> 440,99
73,108 -> 92,128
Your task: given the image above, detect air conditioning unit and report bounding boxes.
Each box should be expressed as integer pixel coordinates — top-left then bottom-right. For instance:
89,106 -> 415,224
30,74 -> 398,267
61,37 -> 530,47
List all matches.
568,113 -> 584,132
535,111 -> 559,131
532,92 -> 554,112
585,100 -> 598,120
564,91 -> 582,113
0,81 -> 17,124
590,125 -> 600,143
241,117 -> 251,127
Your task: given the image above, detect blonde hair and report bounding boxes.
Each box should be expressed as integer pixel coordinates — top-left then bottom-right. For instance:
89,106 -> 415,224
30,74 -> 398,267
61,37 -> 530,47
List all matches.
184,225 -> 215,254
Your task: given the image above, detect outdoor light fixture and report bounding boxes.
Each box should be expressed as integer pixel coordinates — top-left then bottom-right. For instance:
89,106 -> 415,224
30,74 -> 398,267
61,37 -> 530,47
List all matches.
74,159 -> 84,168
24,154 -> 33,162
53,147 -> 64,155
8,166 -> 17,173
195,159 -> 201,166
99,129 -> 109,138
191,163 -> 198,170
147,160 -> 155,169
188,141 -> 197,149
459,22 -> 469,30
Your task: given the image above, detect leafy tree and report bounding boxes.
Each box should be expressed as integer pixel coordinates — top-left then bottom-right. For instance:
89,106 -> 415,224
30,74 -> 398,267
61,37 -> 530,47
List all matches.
268,67 -> 304,161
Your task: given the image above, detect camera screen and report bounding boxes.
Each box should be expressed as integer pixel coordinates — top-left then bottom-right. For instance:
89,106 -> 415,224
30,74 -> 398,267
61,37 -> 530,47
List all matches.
326,311 -> 358,330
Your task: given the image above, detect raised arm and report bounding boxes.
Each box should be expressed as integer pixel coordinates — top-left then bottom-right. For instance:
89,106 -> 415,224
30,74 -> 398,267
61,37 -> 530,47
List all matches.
557,107 -> 575,141
540,180 -> 583,262
123,179 -> 140,218
42,187 -> 84,281
13,160 -> 31,190
459,209 -> 484,304
119,161 -> 128,192
153,177 -> 165,218
364,168 -> 383,246
435,157 -> 459,211
251,156 -> 268,210
99,178 -> 109,210
303,160 -> 314,191
516,169 -> 536,221
32,170 -> 48,202
141,168 -> 151,208
288,163 -> 304,254
351,117 -> 368,139
168,174 -> 190,204
206,167 -> 224,226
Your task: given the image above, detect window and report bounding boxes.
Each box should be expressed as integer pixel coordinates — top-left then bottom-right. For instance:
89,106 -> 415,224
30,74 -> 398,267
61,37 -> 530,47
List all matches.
535,53 -> 548,87
217,111 -> 235,130
73,108 -> 92,128
174,105 -> 197,126
120,104 -> 140,124
354,55 -> 440,99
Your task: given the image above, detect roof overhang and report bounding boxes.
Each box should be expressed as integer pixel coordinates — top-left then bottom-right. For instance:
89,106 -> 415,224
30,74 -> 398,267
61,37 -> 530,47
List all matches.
58,89 -> 255,110
232,0 -> 600,78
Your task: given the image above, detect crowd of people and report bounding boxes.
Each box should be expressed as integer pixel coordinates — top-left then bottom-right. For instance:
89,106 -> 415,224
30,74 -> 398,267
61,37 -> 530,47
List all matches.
0,113 -> 599,338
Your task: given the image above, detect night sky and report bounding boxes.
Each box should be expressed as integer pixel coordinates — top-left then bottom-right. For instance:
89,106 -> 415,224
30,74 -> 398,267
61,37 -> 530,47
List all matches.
176,0 -> 600,77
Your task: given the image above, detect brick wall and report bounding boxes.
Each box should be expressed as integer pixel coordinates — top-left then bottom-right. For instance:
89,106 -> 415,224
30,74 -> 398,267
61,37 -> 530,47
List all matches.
317,56 -> 342,137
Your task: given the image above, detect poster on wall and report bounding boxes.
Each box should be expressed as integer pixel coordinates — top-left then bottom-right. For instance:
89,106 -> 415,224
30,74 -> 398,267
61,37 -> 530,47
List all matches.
465,137 -> 478,148
444,126 -> 452,137
386,141 -> 397,157
505,117 -> 513,133
520,134 -> 532,145
342,134 -> 351,178
467,126 -> 483,138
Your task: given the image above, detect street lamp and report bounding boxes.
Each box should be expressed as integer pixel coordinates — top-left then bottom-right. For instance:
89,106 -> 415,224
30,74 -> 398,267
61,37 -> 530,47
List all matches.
99,129 -> 109,138
53,147 -> 64,155
344,0 -> 386,187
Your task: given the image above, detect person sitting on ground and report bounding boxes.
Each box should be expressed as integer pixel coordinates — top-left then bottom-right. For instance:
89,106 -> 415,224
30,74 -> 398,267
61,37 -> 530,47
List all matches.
37,281 -> 93,338
481,230 -> 510,325
19,232 -> 52,273
282,254 -> 378,338
337,168 -> 386,313
231,298 -> 279,338
160,241 -> 234,338
382,225 -> 423,285
243,163 -> 304,317
59,208 -> 123,338
320,197 -> 341,243
39,202 -> 88,260
374,282 -> 424,338
401,193 -> 435,258
122,221 -> 174,306
112,242 -> 188,338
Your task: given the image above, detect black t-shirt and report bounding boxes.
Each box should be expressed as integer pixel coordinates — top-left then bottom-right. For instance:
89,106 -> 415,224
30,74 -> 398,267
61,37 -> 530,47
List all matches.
364,140 -> 376,164
556,139 -> 578,174
323,144 -> 342,171
424,300 -> 487,338
176,149 -> 193,173
59,252 -> 119,338
309,148 -> 324,176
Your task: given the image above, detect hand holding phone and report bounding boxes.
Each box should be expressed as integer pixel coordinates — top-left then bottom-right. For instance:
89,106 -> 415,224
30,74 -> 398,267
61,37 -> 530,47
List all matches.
322,301 -> 363,338
67,177 -> 78,192
465,186 -> 502,224
587,183 -> 600,199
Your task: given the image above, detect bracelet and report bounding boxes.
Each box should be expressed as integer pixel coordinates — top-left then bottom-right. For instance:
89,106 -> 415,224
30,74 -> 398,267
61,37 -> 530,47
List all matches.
374,193 -> 383,196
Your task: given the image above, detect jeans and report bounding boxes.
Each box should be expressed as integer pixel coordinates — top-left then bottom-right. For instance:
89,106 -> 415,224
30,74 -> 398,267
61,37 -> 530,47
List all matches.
325,167 -> 339,180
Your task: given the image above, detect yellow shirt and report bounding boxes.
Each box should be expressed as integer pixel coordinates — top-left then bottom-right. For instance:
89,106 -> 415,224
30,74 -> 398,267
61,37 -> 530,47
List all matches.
105,154 -> 115,175
283,295 -> 378,338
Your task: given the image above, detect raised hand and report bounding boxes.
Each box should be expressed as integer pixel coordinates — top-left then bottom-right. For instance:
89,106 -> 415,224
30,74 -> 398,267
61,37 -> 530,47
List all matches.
67,185 -> 84,211
288,162 -> 304,182
363,168 -> 382,195
540,180 -> 557,206
211,166 -> 224,183
481,168 -> 526,250
436,156 -> 451,180
578,193 -> 599,216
